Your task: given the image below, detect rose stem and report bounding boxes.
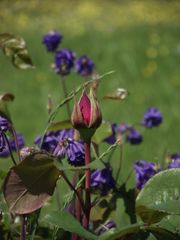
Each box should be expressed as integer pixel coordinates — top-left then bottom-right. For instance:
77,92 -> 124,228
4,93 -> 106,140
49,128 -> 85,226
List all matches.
21,215 -> 26,240
83,141 -> 91,229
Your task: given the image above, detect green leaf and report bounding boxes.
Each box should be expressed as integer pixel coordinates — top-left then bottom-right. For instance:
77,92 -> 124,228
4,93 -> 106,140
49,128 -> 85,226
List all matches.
112,198 -> 131,228
99,224 -> 179,240
2,151 -> 59,214
92,122 -> 112,144
99,223 -> 142,240
54,157 -> 104,172
158,215 -> 180,234
90,194 -> 114,222
47,120 -> 72,132
88,159 -> 105,170
146,226 -> 179,240
43,210 -> 98,240
136,169 -> 180,224
0,194 -> 11,226
0,33 -> 34,69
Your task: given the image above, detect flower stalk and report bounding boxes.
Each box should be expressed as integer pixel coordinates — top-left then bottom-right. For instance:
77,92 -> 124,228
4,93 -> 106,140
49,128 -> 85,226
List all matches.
1,131 -> 17,165
83,141 -> 91,229
10,124 -> 22,161
71,86 -> 102,232
20,215 -> 26,240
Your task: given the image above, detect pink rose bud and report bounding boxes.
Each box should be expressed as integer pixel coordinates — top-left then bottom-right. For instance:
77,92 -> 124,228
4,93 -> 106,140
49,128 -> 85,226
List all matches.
71,87 -> 102,141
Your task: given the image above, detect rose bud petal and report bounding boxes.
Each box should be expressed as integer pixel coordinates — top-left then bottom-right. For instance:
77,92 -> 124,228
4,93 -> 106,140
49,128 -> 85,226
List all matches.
71,96 -> 86,128
79,90 -> 91,125
89,87 -> 102,128
71,87 -> 102,141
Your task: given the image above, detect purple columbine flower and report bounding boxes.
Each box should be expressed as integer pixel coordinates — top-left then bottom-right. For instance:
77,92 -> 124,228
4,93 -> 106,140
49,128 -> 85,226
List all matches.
53,48 -> 76,75
0,133 -> 25,157
126,128 -> 143,145
97,220 -> 116,235
168,153 -> 180,169
35,131 -> 58,153
91,165 -> 115,194
54,138 -> 85,166
42,31 -> 63,52
75,55 -> 95,77
0,132 -> 6,152
56,128 -> 74,141
143,107 -> 162,128
117,123 -> 129,134
35,129 -> 74,154
0,145 -> 9,157
103,123 -> 117,144
66,139 -> 85,166
10,133 -> 25,151
0,116 -> 10,154
134,160 -> 158,190
0,116 -> 9,132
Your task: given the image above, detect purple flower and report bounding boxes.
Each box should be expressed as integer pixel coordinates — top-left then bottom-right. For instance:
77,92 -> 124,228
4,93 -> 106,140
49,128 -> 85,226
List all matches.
143,107 -> 162,128
134,160 -> 158,190
0,116 -> 9,132
53,139 -> 67,159
66,139 -> 85,166
0,132 -> 6,152
75,55 -> 94,76
35,132 -> 58,153
56,128 -> 74,141
10,133 -> 25,151
103,123 -> 117,144
168,153 -> 180,169
126,128 -> 143,145
117,123 -> 129,134
35,129 -> 74,154
53,48 -> 76,75
42,31 -> 63,52
0,133 -> 25,157
54,138 -> 85,166
0,145 -> 9,157
91,165 -> 115,194
97,220 -> 116,235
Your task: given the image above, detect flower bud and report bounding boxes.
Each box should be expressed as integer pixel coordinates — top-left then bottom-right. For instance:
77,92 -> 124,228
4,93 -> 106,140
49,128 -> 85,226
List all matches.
71,87 -> 102,141
89,87 -> 102,128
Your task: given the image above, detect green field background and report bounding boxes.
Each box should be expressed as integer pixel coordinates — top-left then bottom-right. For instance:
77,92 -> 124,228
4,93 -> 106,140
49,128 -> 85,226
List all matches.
0,0 -> 180,184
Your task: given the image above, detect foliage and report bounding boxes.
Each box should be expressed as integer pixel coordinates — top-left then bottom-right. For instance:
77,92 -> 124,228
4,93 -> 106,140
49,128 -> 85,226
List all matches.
0,12 -> 180,239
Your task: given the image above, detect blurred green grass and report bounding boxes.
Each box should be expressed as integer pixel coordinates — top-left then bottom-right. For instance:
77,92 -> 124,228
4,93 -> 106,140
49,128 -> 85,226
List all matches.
0,0 -> 180,176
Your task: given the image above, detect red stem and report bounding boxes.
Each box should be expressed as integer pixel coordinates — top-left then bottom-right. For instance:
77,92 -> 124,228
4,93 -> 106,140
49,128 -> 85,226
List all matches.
60,172 -> 86,214
10,124 -> 21,162
72,187 -> 82,240
21,215 -> 26,240
76,187 -> 82,223
83,141 -> 91,229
